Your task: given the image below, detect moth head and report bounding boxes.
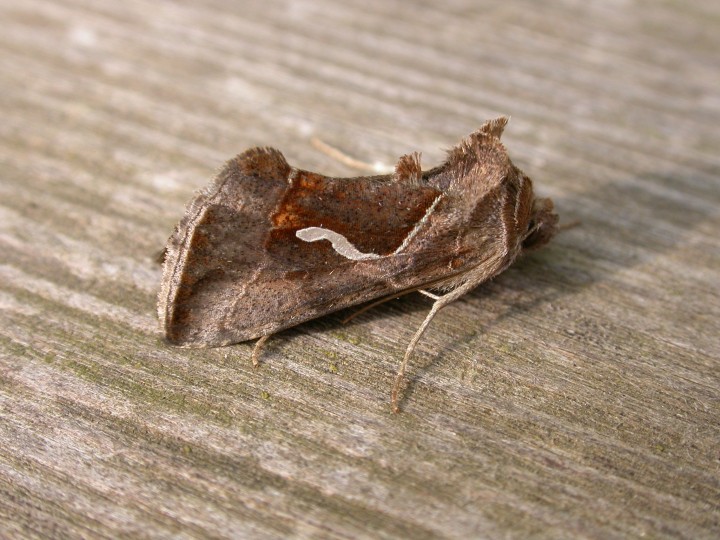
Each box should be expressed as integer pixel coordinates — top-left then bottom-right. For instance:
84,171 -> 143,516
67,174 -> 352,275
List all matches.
522,197 -> 559,251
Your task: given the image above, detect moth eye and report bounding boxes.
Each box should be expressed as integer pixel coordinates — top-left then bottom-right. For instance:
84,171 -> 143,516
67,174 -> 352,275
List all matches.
527,219 -> 536,232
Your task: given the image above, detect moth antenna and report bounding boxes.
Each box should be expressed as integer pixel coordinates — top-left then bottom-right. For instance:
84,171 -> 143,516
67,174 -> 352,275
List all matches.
251,334 -> 271,368
558,219 -> 581,232
394,152 -> 423,184
391,284 -> 472,413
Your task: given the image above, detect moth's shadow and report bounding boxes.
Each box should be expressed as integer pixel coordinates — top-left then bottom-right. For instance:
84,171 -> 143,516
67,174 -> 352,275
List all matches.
388,170 -> 717,411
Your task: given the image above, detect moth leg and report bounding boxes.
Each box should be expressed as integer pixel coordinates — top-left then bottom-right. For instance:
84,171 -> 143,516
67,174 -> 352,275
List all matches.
419,290 -> 440,300
391,284 -> 473,413
251,335 -> 271,368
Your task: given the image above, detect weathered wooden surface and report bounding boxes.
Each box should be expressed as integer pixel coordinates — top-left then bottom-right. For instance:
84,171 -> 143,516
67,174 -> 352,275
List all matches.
1,0 -> 719,538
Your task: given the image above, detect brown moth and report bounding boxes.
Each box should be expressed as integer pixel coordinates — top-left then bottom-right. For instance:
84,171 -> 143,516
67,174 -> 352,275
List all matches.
158,117 -> 559,412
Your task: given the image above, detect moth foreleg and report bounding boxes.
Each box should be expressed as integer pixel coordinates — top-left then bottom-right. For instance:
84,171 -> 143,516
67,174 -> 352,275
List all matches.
391,284 -> 473,413
251,334 -> 271,368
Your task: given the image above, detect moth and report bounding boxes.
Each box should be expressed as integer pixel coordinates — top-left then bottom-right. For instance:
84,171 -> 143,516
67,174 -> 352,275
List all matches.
158,117 -> 559,412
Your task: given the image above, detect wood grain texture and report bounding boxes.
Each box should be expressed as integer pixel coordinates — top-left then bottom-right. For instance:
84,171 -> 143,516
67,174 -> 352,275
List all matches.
1,0 -> 718,538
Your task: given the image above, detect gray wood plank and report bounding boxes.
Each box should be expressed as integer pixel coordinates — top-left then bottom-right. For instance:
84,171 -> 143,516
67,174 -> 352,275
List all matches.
1,0 -> 718,538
